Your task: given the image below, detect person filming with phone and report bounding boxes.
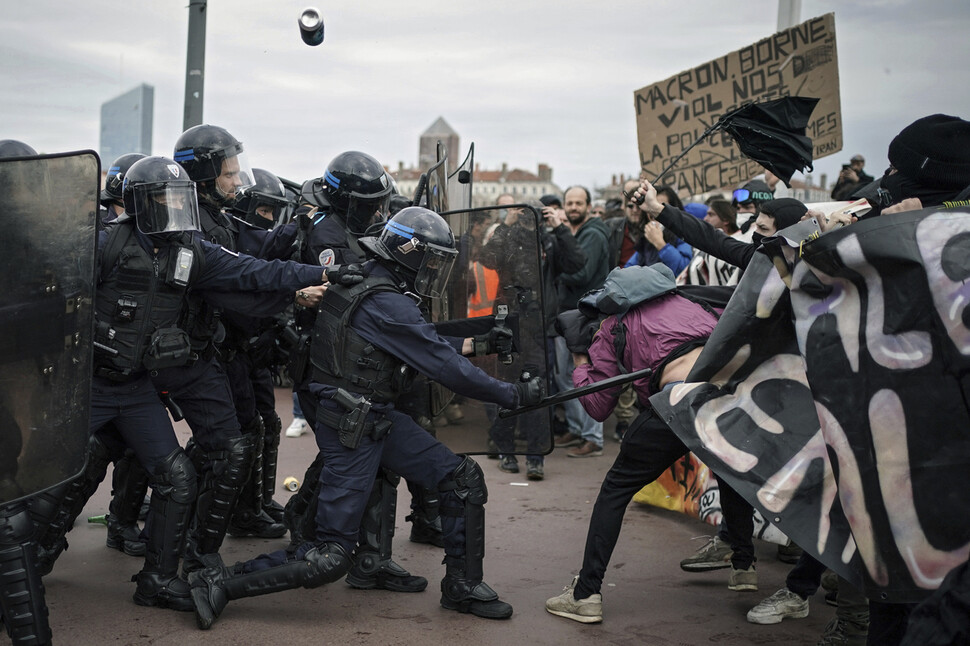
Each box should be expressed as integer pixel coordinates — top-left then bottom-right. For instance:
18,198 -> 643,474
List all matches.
831,154 -> 873,200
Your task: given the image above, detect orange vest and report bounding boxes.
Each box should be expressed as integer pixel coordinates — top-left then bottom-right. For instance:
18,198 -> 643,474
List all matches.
467,261 -> 499,317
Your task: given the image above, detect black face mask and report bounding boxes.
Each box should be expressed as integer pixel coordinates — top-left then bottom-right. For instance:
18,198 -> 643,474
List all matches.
879,171 -> 957,210
751,231 -> 764,246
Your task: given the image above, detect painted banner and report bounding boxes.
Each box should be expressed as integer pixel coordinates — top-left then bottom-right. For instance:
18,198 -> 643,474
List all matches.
633,452 -> 789,545
651,208 -> 970,603
634,13 -> 842,195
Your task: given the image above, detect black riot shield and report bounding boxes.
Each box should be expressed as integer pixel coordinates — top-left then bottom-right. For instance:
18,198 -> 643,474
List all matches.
0,151 -> 97,506
432,203 -> 552,456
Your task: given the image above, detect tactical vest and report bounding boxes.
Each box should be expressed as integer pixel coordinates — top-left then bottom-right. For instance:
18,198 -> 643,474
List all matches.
94,220 -> 204,379
309,274 -> 408,403
183,204 -> 237,351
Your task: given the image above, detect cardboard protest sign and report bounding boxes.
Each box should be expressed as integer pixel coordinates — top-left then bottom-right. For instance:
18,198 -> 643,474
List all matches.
635,13 -> 842,195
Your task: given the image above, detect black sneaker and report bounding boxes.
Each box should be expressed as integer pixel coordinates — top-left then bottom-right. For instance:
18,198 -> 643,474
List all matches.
498,456 -> 519,473
526,459 -> 544,481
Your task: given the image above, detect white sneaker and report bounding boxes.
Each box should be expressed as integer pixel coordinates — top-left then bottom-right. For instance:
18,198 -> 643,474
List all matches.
285,417 -> 309,438
545,575 -> 602,623
746,587 -> 809,624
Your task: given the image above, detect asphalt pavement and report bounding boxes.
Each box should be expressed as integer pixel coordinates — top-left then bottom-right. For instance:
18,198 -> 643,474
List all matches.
41,389 -> 836,646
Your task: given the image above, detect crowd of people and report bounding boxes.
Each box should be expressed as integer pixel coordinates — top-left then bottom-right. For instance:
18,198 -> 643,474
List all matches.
1,111 -> 969,646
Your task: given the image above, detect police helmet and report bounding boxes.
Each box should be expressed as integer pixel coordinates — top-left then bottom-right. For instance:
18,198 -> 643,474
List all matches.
231,167 -> 290,229
304,151 -> 392,235
360,206 -> 457,299
0,140 -> 37,158
173,124 -> 253,207
122,156 -> 201,237
101,153 -> 146,206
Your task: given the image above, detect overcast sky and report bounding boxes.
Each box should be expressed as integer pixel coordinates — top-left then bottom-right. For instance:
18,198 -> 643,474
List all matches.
3,1 -> 969,192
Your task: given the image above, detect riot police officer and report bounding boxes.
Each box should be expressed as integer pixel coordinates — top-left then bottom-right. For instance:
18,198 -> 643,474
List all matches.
165,125 -> 296,546
0,139 -> 55,646
32,155 -> 356,612
188,207 -> 544,629
284,151 -> 439,591
100,152 -> 146,224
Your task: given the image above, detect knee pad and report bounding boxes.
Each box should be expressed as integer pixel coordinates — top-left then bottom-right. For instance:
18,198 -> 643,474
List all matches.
262,412 -> 282,440
302,543 -> 353,589
150,448 -> 197,504
441,456 -> 488,505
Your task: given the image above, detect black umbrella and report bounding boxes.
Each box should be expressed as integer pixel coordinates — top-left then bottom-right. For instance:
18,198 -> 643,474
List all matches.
649,96 -> 820,189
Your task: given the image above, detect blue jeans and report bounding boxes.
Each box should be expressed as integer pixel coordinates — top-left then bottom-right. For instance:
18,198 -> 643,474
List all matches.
553,335 -> 603,447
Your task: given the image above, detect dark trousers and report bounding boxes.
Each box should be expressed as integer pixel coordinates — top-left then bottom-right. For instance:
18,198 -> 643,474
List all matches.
152,357 -> 241,452
786,551 -> 828,599
240,404 -> 463,570
574,407 -> 754,600
90,375 -> 180,473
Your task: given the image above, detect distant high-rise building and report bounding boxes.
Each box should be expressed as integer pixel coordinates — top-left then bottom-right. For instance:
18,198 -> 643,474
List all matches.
100,84 -> 154,163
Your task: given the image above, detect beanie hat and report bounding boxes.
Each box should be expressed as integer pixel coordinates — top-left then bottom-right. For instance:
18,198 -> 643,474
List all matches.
684,202 -> 708,219
887,114 -> 970,189
733,179 -> 774,206
759,198 -> 807,231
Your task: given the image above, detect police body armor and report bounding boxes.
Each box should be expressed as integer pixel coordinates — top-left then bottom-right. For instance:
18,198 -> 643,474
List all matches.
94,218 -> 203,379
309,274 -> 411,404
182,204 -> 236,354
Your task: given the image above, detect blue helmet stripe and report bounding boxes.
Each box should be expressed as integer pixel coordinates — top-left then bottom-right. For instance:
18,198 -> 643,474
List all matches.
174,149 -> 195,161
386,221 -> 415,237
324,170 -> 341,187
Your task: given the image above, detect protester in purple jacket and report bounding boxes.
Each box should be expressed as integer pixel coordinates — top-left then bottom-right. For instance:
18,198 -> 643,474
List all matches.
545,264 -> 758,623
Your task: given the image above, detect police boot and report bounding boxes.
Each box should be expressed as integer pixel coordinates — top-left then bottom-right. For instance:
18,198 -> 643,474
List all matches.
345,469 -> 427,593
106,451 -> 150,557
260,413 -> 285,523
188,542 -> 352,630
282,453 -> 324,545
406,482 -> 444,548
31,434 -> 114,575
227,418 -> 285,539
132,448 -> 196,612
0,502 -> 53,646
440,556 -> 512,620
183,435 -> 254,574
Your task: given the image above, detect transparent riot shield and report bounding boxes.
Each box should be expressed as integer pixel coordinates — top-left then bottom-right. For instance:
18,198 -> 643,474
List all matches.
431,204 -> 552,456
0,151 -> 98,505
447,143 -> 474,211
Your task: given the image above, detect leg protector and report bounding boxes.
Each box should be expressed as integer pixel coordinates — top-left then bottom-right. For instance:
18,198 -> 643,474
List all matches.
0,502 -> 52,646
107,451 -> 150,557
32,434 -> 114,575
260,412 -> 284,522
405,480 -> 444,548
188,543 -> 352,630
439,456 -> 488,582
133,448 -> 196,612
346,469 -> 427,593
226,419 -> 285,540
283,453 -> 324,546
438,457 -> 510,619
185,435 -> 254,572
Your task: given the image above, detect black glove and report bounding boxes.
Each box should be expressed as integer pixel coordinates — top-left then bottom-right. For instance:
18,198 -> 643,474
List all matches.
326,263 -> 364,286
248,327 -> 280,369
514,376 -> 545,407
473,326 -> 513,357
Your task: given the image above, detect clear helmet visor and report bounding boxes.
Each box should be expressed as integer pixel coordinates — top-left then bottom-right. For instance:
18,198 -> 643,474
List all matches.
214,151 -> 254,202
413,242 -> 457,299
130,180 -> 201,236
345,191 -> 392,235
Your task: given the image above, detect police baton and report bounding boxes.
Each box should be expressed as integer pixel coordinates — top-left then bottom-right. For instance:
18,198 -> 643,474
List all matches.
498,367 -> 653,418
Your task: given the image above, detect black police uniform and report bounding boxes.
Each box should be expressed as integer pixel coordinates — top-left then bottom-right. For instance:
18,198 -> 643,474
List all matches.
187,262 -> 523,626
37,216 -> 326,611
